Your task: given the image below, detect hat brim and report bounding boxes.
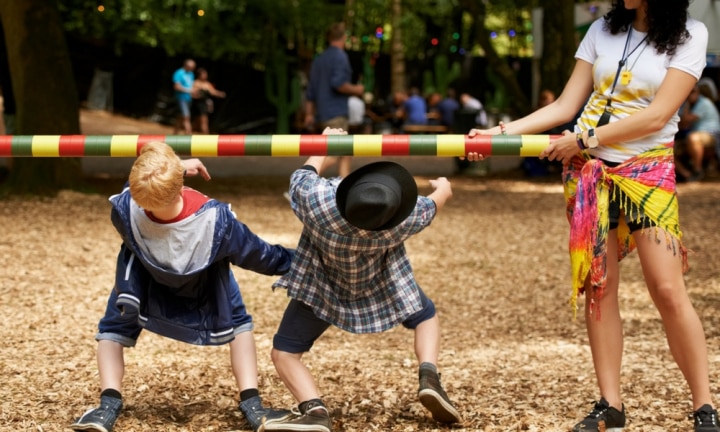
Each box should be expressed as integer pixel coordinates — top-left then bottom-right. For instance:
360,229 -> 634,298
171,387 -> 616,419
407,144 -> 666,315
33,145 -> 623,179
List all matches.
337,161 -> 418,231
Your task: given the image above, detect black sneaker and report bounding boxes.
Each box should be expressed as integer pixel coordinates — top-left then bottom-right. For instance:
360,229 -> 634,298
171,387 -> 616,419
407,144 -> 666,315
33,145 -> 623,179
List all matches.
263,400 -> 331,432
691,404 -> 720,431
417,365 -> 461,424
571,397 -> 625,431
70,395 -> 123,432
238,395 -> 292,432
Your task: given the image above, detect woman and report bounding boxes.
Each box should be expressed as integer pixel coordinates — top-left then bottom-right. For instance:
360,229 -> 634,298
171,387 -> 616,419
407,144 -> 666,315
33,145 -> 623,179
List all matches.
192,67 -> 226,134
466,1 -> 718,430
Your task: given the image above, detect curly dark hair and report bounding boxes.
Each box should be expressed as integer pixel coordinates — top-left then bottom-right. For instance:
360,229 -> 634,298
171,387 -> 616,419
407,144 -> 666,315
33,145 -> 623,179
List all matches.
603,0 -> 691,55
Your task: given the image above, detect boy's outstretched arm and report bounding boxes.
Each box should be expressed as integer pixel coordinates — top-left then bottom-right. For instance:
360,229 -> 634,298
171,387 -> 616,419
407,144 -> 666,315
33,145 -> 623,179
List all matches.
427,177 -> 452,211
302,127 -> 348,175
182,158 -> 211,180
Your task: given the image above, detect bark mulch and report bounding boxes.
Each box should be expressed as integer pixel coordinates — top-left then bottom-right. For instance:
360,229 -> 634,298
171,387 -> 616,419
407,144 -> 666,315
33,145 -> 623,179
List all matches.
1,172 -> 719,432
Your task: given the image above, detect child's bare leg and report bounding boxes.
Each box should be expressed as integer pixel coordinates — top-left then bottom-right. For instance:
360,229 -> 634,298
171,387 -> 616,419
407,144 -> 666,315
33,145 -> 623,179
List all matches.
230,331 -> 259,392
414,315 -> 440,365
98,339 -> 125,392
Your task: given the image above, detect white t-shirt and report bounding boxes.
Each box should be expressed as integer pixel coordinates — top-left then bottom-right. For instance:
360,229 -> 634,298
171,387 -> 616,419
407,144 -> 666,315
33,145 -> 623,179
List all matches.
348,95 -> 365,126
574,18 -> 708,162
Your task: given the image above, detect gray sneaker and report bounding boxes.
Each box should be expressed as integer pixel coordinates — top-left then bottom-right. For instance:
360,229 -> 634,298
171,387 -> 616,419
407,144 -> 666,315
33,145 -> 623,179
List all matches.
418,365 -> 461,423
71,395 -> 123,432
239,395 -> 292,432
263,400 -> 331,432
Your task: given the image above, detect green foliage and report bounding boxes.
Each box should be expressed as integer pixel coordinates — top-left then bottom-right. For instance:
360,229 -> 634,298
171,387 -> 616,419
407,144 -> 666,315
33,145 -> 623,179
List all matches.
264,48 -> 300,134
422,54 -> 460,96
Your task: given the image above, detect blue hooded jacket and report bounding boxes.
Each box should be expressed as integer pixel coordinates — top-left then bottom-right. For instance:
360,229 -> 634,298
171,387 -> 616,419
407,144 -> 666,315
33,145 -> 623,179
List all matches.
108,187 -> 292,345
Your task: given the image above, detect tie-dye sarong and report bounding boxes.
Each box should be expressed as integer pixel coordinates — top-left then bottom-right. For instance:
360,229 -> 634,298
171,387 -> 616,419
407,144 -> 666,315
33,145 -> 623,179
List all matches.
562,143 -> 688,318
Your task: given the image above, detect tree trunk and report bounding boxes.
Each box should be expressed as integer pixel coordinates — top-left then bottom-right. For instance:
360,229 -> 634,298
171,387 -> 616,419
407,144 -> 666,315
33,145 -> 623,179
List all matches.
390,0 -> 405,94
0,0 -> 81,195
460,0 -> 531,117
540,0 -> 576,97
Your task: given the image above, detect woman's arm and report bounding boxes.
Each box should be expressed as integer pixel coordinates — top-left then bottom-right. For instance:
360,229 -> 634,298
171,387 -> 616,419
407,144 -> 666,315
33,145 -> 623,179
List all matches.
540,68 -> 697,165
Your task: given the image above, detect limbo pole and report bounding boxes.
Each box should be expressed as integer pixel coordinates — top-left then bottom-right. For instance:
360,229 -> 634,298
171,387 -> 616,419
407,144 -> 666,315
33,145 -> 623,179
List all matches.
0,134 -> 560,158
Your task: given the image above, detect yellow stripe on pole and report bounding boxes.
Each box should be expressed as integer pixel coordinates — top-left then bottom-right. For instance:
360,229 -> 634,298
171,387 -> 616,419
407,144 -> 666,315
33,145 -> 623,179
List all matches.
353,134 -> 383,156
111,135 -> 141,157
271,135 -> 301,156
520,135 -> 553,157
436,135 -> 465,157
31,135 -> 61,157
191,135 -> 221,156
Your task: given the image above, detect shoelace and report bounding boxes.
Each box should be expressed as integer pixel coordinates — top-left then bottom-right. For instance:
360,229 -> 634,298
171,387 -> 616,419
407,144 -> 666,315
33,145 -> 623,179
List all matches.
587,402 -> 609,419
691,410 -> 718,426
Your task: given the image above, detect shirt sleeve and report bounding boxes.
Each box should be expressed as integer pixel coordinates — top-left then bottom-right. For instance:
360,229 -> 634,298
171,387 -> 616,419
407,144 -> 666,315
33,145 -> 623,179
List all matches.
575,19 -> 603,65
669,19 -> 708,80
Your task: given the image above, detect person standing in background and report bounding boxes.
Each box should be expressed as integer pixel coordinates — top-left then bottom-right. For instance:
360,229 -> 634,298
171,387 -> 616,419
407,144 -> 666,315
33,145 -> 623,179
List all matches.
172,59 -> 196,135
192,67 -> 226,135
304,22 -> 364,178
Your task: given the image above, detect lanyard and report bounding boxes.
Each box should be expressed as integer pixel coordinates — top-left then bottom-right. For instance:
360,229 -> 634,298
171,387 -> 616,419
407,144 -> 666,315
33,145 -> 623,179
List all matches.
609,27 -> 648,95
598,28 -> 649,127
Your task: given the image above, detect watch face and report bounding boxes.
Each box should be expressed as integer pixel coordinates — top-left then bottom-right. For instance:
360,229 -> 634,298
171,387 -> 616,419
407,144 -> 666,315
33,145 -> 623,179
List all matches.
587,137 -> 599,148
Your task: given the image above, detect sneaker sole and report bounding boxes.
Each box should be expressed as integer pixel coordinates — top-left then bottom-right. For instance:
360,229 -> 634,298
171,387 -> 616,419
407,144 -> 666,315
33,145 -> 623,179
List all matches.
263,423 -> 330,432
418,388 -> 461,423
70,423 -> 110,432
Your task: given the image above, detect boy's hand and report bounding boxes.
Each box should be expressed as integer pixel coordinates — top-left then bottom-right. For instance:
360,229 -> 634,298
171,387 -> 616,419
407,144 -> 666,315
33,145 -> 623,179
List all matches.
182,159 -> 211,181
429,177 -> 452,194
322,126 -> 347,135
427,177 -> 452,211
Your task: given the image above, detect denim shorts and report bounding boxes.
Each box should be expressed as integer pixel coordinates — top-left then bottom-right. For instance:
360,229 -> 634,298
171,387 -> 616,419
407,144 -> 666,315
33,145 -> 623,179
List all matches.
273,288 -> 436,353
96,269 -> 252,347
176,98 -> 192,118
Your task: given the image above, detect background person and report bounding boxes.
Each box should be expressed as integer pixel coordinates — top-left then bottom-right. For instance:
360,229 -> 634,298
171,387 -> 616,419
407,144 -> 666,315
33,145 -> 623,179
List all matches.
192,67 -> 226,134
304,22 -> 363,178
172,59 -> 195,135
675,82 -> 720,181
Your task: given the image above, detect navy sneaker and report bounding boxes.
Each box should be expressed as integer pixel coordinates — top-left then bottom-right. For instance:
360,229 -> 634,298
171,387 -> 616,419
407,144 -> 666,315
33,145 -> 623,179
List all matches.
571,397 -> 625,431
71,395 -> 123,432
691,404 -> 720,431
239,395 -> 292,432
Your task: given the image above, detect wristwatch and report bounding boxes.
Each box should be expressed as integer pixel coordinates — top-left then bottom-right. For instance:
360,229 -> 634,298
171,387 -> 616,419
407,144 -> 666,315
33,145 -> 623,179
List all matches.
586,129 -> 599,149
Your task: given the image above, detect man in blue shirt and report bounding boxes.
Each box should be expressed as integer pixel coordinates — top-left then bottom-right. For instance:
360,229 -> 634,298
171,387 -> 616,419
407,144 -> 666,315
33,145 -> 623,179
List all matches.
304,23 -> 364,177
173,59 -> 196,135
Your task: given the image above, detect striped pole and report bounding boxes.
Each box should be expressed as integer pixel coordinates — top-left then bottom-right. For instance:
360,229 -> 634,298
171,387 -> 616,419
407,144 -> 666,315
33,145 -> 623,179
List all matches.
0,134 -> 560,157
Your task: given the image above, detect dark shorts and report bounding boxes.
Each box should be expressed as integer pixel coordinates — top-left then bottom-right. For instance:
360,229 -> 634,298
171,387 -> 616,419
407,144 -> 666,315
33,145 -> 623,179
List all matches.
603,160 -> 656,232
273,289 -> 436,353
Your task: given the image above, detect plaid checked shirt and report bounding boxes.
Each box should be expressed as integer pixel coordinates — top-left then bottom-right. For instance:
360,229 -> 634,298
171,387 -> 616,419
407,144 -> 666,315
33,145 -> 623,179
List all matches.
273,166 -> 437,334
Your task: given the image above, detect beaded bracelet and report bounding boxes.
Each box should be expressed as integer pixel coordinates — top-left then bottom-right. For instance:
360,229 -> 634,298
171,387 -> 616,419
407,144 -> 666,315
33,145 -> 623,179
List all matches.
576,132 -> 586,150
499,121 -> 507,135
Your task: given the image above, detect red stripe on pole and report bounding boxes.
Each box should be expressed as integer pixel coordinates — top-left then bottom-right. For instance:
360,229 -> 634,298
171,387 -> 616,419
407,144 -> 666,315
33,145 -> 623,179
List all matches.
217,135 -> 245,156
58,135 -> 87,156
0,135 -> 12,156
299,135 -> 327,156
465,135 -> 493,155
382,135 -> 410,156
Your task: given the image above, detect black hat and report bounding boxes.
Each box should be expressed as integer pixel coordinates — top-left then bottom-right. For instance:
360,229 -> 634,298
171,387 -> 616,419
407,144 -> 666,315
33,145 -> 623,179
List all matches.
336,162 -> 418,231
